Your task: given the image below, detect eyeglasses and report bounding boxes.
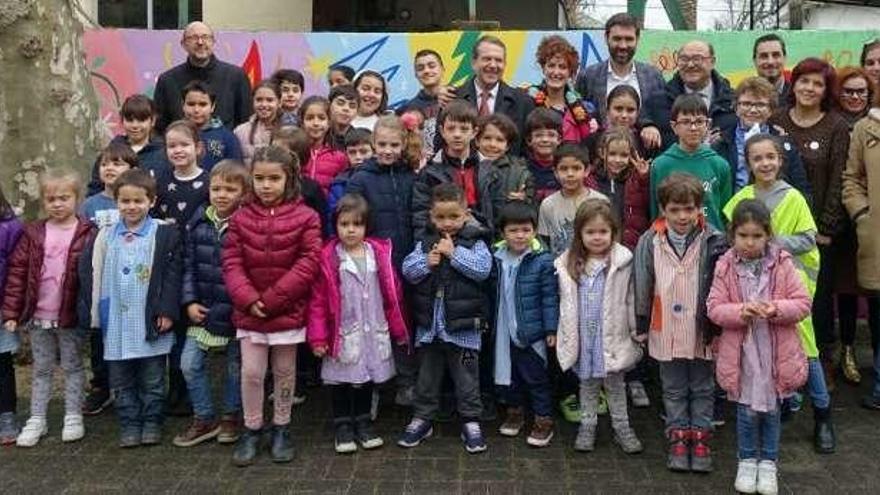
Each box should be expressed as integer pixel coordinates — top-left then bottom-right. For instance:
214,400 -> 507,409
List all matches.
185,34 -> 213,43
737,101 -> 771,111
841,88 -> 870,99
677,55 -> 712,67
674,118 -> 709,129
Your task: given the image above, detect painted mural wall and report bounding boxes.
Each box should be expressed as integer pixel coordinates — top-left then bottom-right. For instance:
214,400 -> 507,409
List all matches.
84,28 -> 876,136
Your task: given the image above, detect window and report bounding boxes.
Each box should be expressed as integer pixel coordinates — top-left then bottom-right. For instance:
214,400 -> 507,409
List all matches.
99,0 -> 202,29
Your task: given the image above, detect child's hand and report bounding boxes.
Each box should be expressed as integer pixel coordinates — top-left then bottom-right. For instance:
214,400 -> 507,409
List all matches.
816,234 -> 832,246
640,127 -> 661,150
156,316 -> 173,333
741,302 -> 761,321
631,153 -> 651,176
313,345 -> 327,358
427,249 -> 442,268
507,184 -> 527,201
706,127 -> 722,145
186,303 -> 208,324
435,233 -> 455,257
249,301 -> 268,319
545,335 -> 556,348
757,302 -> 778,319
3,321 -> 16,333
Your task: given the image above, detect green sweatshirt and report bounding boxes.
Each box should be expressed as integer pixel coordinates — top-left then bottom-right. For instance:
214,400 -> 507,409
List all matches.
649,143 -> 732,230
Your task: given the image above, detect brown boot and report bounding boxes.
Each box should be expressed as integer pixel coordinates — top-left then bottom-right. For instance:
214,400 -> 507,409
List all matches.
498,407 -> 524,437
217,414 -> 241,444
841,345 -> 862,384
172,418 -> 220,447
526,416 -> 554,447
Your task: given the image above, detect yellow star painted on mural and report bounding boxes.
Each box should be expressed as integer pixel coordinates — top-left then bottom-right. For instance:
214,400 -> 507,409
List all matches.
304,54 -> 335,82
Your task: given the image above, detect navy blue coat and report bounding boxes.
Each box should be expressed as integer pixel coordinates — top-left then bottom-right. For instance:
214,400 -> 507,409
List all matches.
181,207 -> 234,338
491,242 -> 559,345
346,159 -> 416,270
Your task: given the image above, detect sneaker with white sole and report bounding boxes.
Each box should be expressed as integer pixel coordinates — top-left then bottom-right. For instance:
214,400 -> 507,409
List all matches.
397,418 -> 432,448
734,458 -> 758,494
16,416 -> 47,447
756,460 -> 778,495
460,421 -> 487,454
61,414 -> 85,443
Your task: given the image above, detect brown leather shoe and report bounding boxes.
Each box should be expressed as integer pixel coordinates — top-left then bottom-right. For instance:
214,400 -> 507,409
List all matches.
498,407 -> 524,437
218,415 -> 241,444
526,416 -> 554,447
172,418 -> 220,447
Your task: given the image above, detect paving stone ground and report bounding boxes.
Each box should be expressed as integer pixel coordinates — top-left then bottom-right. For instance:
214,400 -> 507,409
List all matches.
2,347 -> 880,494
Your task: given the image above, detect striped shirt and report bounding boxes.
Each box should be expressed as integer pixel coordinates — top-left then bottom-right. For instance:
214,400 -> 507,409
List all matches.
402,240 -> 492,351
647,231 -> 713,362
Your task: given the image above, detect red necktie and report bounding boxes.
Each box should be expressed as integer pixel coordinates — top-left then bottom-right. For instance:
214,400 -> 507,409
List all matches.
478,91 -> 491,116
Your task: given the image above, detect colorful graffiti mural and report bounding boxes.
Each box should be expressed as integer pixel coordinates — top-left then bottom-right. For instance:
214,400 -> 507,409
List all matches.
84,28 -> 877,136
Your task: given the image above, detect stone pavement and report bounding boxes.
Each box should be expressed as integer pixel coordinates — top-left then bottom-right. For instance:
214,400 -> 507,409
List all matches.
2,362 -> 880,494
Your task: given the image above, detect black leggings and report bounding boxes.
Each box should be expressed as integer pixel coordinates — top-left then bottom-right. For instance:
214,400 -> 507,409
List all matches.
331,383 -> 374,421
838,294 -> 880,350
0,352 -> 16,414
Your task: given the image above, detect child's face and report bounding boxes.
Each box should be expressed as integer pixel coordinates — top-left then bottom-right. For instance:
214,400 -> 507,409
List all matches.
476,123 -> 509,161
672,112 -> 708,150
183,91 -> 215,127
527,128 -> 561,160
330,96 -> 357,127
607,94 -> 639,128
116,184 -> 154,228
415,55 -> 444,88
356,75 -> 384,116
253,87 -> 279,123
736,90 -> 772,128
346,143 -> 374,167
554,156 -> 587,195
122,116 -> 155,145
502,221 -> 536,255
580,216 -> 613,257
734,220 -> 769,260
337,211 -> 366,250
661,200 -> 701,235
252,160 -> 287,206
329,70 -> 351,88
440,119 -> 476,157
429,200 -> 468,237
302,104 -> 330,144
99,157 -> 132,190
279,81 -> 303,112
748,140 -> 782,188
604,139 -> 632,178
372,127 -> 402,165
209,176 -> 245,218
42,181 -> 78,223
165,129 -> 199,171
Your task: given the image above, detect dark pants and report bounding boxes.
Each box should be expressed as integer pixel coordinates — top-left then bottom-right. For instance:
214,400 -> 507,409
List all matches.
497,344 -> 552,417
89,328 -> 109,391
109,355 -> 167,431
0,352 -> 15,414
659,359 -> 715,432
839,294 -> 880,348
813,245 -> 838,349
413,342 -> 482,422
167,324 -> 188,403
331,383 -> 374,421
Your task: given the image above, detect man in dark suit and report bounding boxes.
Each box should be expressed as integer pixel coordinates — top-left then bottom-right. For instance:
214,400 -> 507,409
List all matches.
439,35 -> 534,155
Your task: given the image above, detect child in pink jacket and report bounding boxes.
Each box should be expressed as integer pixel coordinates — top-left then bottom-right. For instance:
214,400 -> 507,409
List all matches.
707,199 -> 811,495
307,193 -> 408,454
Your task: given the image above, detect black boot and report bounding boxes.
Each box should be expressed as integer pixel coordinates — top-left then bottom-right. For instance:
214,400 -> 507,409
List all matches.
813,406 -> 836,454
270,424 -> 293,463
232,428 -> 261,467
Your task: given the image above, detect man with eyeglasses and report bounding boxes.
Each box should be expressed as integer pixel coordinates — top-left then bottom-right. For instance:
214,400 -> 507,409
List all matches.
153,22 -> 252,133
645,40 -> 737,151
713,77 -> 810,197
753,34 -> 790,102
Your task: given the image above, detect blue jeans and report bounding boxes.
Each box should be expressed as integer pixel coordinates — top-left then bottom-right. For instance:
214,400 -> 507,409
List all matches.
736,403 -> 781,461
806,358 -> 831,409
108,355 -> 167,431
497,344 -> 552,417
180,336 -> 241,421
658,359 -> 715,431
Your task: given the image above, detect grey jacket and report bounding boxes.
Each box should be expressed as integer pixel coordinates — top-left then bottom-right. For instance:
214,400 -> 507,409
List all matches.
575,60 -> 667,124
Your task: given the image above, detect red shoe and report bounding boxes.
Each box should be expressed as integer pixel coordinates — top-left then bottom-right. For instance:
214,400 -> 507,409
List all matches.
666,428 -> 690,472
690,428 -> 713,473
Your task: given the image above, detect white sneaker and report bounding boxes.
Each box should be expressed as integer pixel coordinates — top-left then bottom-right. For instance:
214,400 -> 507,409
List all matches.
16,416 -> 48,447
61,414 -> 85,442
734,458 -> 758,494
756,460 -> 778,495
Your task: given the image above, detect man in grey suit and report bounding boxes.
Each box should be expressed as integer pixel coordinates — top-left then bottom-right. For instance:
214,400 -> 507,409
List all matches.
575,13 -> 666,149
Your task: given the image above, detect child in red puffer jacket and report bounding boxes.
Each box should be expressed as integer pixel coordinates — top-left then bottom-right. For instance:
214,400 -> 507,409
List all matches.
222,145 -> 322,467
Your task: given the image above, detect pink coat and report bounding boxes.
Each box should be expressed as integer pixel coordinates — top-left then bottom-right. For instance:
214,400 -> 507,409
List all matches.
307,237 -> 409,357
302,144 -> 348,195
706,246 -> 811,399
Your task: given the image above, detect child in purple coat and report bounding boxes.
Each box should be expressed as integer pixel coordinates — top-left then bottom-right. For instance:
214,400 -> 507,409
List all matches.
0,186 -> 23,444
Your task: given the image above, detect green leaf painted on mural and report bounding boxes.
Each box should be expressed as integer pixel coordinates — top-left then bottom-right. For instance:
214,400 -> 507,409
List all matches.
92,56 -> 105,69
449,31 -> 480,87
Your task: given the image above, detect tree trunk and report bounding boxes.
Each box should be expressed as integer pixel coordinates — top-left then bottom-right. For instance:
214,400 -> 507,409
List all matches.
0,0 -> 102,218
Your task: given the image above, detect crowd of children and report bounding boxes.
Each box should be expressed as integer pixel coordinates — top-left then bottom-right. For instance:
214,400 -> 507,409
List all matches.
0,43 -> 873,495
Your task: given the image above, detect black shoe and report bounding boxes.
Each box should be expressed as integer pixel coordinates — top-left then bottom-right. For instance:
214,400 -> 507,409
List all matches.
83,388 -> 113,416
862,396 -> 880,411
813,407 -> 836,454
270,424 -> 293,463
233,428 -> 261,467
354,414 -> 384,450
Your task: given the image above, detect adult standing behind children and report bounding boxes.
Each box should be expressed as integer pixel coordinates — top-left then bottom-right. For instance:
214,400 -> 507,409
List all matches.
153,22 -> 252,133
